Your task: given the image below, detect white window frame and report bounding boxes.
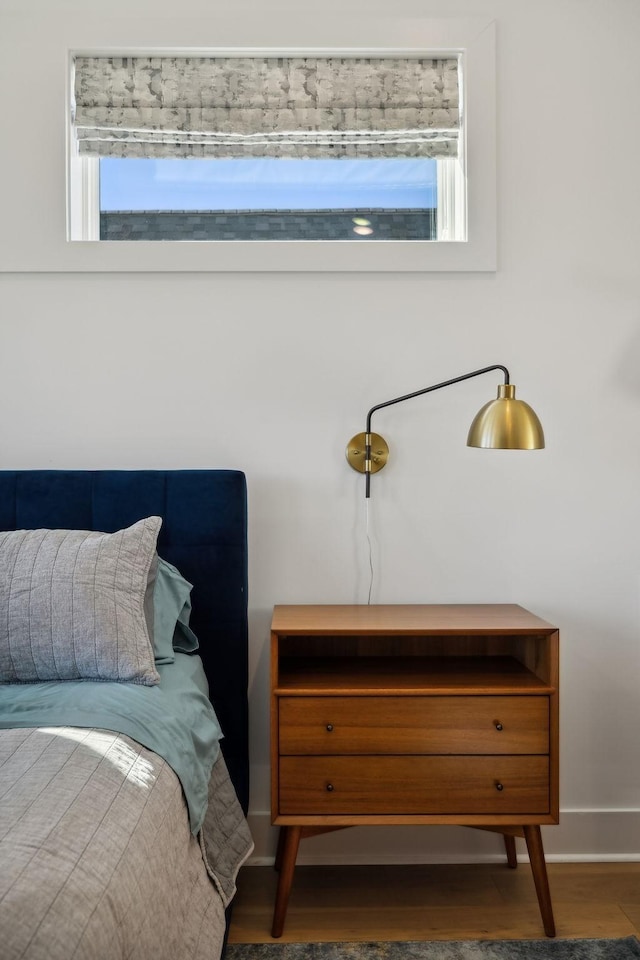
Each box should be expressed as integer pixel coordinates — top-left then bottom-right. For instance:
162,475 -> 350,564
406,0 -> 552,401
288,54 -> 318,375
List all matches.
70,157 -> 99,242
437,157 -> 467,243
0,15 -> 495,272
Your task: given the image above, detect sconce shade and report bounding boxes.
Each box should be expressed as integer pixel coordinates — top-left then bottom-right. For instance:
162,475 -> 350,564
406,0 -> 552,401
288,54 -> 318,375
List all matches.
467,384 -> 545,449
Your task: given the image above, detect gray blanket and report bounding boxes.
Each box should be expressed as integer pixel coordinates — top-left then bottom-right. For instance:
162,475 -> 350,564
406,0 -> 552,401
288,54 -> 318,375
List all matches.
0,727 -> 253,960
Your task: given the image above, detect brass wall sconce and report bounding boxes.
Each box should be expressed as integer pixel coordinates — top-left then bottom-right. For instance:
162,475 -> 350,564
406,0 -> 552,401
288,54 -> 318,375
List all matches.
346,364 -> 545,498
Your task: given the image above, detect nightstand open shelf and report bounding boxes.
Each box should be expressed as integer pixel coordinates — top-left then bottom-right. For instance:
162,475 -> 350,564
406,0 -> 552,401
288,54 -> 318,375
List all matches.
277,655 -> 553,695
270,604 -> 559,938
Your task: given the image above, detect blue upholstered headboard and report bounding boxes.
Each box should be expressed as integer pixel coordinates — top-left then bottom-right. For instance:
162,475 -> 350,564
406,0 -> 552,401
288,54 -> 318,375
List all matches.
0,469 -> 249,814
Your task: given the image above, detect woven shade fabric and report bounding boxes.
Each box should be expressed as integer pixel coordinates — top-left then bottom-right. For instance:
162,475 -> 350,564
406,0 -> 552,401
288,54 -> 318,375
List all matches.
72,55 -> 460,159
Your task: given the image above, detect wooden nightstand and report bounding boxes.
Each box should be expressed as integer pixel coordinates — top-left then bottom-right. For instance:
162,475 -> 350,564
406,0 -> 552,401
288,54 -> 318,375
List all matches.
270,604 -> 559,938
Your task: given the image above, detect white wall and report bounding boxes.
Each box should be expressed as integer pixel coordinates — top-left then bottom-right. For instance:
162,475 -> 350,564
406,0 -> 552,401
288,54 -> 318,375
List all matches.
2,0 -> 640,862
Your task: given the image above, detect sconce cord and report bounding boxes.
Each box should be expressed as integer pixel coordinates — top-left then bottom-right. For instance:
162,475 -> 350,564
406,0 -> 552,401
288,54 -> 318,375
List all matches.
365,498 -> 374,604
363,364 -> 510,497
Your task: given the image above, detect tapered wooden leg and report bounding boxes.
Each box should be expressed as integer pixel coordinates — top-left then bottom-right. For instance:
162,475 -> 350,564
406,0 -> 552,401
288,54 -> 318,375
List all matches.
271,826 -> 302,938
274,826 -> 286,872
524,825 -> 556,937
504,833 -> 518,869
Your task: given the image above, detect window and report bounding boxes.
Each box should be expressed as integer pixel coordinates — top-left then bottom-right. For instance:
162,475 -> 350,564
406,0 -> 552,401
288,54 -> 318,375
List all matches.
71,54 -> 465,244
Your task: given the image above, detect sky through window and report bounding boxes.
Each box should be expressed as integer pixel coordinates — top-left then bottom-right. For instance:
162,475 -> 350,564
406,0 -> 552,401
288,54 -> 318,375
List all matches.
99,158 -> 438,211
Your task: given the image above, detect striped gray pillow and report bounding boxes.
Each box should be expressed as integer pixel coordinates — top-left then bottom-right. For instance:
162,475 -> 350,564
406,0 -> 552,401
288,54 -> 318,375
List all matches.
0,516 -> 162,684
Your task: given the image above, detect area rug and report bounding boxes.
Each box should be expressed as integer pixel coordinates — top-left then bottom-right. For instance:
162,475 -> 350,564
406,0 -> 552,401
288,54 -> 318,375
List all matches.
226,938 -> 640,960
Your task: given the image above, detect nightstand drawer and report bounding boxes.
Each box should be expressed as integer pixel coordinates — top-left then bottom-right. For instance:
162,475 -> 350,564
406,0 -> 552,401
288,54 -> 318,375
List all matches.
279,696 -> 549,756
279,755 -> 550,815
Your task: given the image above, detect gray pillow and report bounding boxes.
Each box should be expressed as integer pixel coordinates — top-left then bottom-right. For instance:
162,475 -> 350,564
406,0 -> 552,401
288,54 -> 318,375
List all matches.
0,516 -> 162,685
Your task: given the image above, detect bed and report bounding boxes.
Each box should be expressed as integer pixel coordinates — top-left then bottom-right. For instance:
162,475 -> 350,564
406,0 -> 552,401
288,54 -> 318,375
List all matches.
0,470 -> 253,960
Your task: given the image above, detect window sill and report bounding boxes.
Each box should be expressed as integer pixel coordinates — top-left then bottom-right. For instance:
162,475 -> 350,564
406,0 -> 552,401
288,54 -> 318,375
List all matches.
58,238 -> 495,273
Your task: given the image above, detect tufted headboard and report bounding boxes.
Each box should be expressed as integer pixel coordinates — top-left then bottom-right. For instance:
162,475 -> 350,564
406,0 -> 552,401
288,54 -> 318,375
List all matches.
0,469 -> 249,814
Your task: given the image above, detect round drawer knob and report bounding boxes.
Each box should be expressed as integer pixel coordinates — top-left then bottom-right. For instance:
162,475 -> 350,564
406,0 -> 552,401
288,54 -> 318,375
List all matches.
495,781 -> 504,792
495,721 -> 503,731
326,723 -> 334,732
326,783 -> 334,792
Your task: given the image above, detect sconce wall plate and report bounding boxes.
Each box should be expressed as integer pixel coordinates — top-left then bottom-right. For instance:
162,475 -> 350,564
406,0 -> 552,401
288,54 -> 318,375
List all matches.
346,432 -> 389,474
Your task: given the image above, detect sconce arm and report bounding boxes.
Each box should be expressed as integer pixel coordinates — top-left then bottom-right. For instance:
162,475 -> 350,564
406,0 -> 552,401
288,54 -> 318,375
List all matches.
364,365 -> 510,434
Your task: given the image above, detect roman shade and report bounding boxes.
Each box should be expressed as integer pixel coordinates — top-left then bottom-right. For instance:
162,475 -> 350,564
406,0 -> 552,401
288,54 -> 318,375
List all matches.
72,55 -> 460,160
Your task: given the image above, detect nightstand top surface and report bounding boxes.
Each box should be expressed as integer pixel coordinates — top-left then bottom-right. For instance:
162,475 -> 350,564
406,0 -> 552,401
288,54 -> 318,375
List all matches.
271,604 -> 557,635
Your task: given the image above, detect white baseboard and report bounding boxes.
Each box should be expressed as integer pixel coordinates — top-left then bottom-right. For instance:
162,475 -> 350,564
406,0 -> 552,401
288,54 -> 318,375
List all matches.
246,809 -> 640,865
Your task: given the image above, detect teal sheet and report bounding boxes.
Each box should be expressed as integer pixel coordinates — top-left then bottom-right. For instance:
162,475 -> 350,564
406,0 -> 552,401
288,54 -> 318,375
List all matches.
0,652 -> 221,834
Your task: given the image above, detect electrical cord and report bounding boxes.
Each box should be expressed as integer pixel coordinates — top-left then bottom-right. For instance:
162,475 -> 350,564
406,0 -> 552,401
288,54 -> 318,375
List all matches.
365,497 -> 374,604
